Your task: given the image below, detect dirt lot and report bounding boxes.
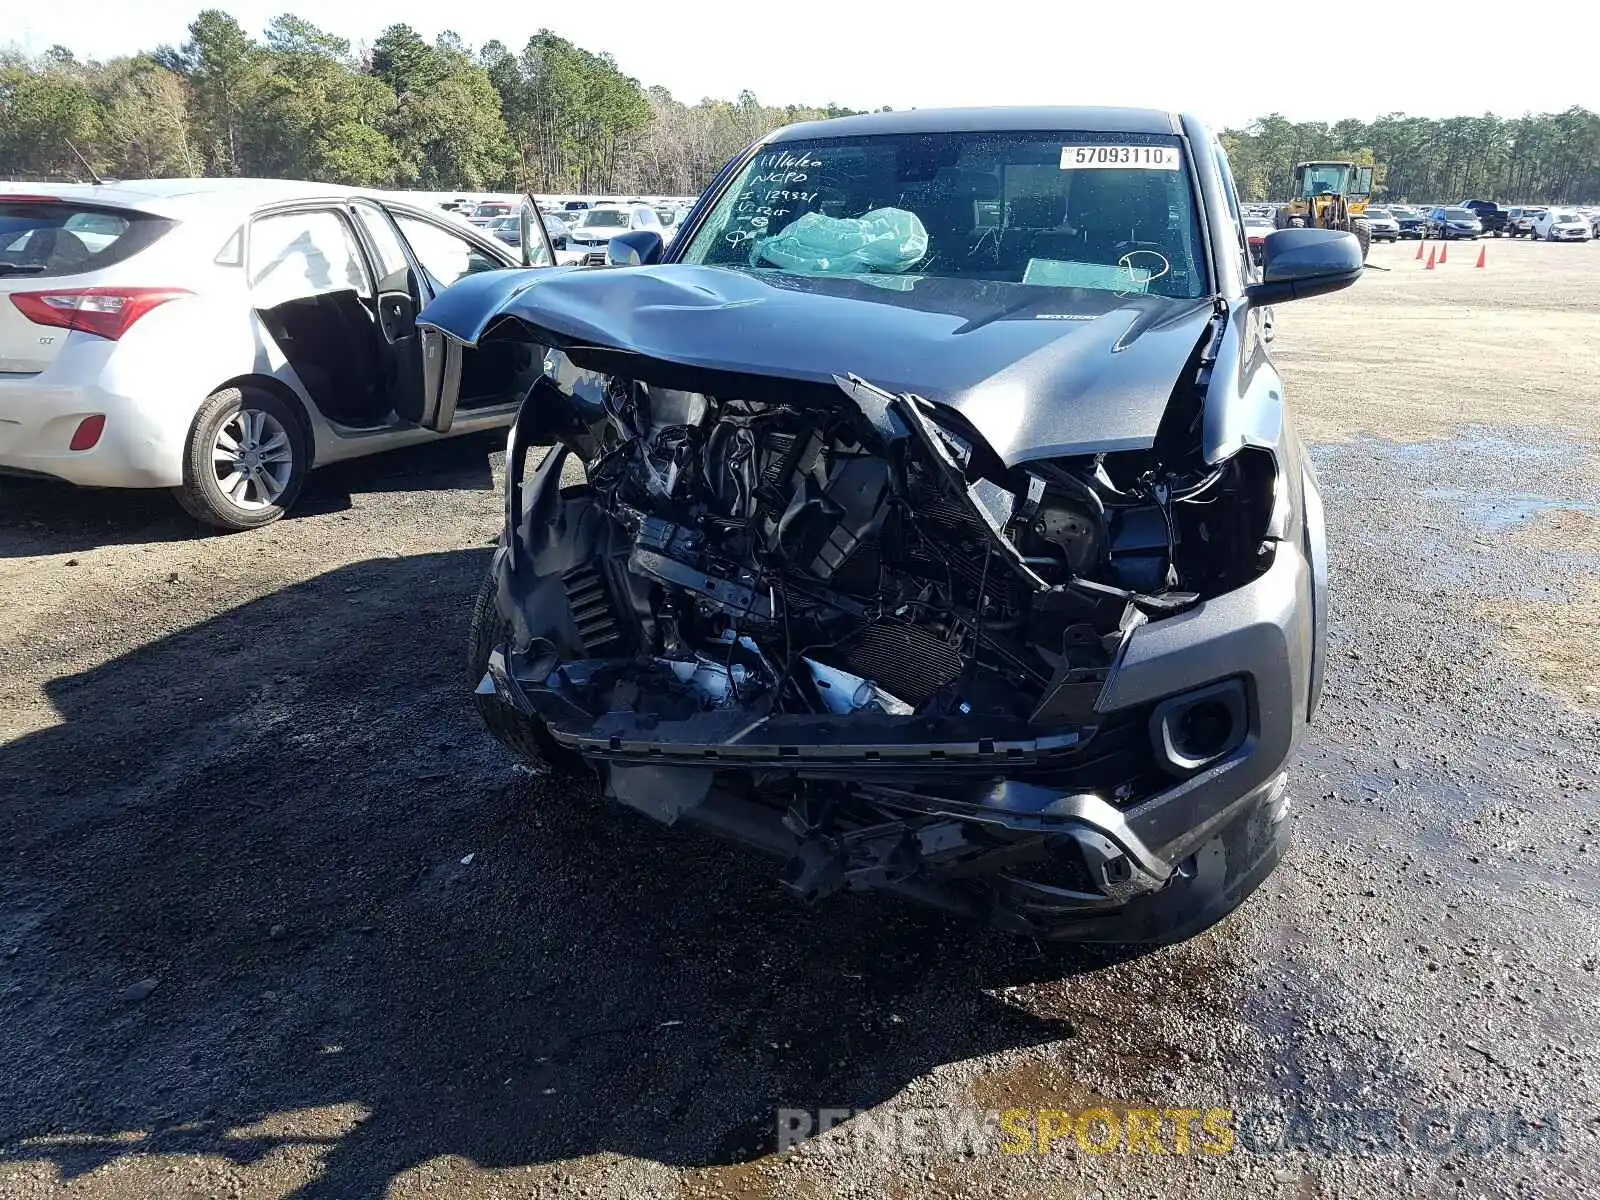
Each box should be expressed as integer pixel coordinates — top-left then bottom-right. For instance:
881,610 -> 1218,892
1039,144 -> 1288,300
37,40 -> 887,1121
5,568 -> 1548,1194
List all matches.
2,237 -> 1597,1199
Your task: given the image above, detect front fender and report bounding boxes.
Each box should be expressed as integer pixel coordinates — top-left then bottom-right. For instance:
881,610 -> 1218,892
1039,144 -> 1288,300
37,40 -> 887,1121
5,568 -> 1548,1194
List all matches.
1204,302 -> 1284,463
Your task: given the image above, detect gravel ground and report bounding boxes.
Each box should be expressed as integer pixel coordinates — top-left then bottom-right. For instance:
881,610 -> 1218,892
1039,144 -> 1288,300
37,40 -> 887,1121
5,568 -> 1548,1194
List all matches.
1,237 -> 1596,1199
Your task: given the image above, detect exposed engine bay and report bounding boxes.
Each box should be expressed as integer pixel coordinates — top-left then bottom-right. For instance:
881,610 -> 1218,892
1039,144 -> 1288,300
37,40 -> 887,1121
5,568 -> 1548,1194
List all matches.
508,356 -> 1276,741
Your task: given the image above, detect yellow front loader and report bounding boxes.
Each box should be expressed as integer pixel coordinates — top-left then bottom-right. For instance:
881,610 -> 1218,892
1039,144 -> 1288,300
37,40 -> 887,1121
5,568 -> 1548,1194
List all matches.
1275,161 -> 1375,261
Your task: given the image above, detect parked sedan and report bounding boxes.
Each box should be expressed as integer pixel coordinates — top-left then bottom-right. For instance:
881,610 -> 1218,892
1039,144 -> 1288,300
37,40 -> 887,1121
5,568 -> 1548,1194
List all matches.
485,212 -> 571,251
1530,209 -> 1592,242
484,215 -> 523,246
1362,207 -> 1401,242
0,179 -> 556,529
421,106 -> 1357,946
1390,207 -> 1427,239
1427,206 -> 1482,239
466,200 -> 516,227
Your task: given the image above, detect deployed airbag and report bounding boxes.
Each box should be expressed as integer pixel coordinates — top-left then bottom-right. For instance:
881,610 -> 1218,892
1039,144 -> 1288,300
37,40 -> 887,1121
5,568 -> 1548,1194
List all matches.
755,208 -> 928,275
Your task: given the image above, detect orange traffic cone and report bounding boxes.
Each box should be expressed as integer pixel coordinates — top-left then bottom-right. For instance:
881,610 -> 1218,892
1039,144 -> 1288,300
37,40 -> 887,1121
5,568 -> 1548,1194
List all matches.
1439,242 -> 1448,263
1475,245 -> 1487,268
1425,246 -> 1436,269
1415,239 -> 1425,260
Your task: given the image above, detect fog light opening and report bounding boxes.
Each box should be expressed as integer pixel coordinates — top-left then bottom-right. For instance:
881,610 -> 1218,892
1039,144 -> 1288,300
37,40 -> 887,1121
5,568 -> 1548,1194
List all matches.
1178,699 -> 1234,760
1149,679 -> 1248,775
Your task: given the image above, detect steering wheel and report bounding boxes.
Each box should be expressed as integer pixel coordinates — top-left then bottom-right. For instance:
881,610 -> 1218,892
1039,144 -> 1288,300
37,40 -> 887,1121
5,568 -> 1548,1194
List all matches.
1113,241 -> 1173,290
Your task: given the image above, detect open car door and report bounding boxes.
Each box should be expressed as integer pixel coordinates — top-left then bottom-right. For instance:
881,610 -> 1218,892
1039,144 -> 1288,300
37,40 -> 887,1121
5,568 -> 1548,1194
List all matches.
370,251 -> 427,426
345,200 -> 430,426
413,194 -> 556,432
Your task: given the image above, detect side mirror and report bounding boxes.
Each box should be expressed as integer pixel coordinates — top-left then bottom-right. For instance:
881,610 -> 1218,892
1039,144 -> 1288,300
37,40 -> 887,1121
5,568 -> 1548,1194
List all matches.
605,229 -> 664,268
1245,228 -> 1363,306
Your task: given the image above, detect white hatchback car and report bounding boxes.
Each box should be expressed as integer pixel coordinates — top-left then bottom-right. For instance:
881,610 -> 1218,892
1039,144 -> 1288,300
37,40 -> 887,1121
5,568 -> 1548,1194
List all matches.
0,179 -> 556,529
1529,208 -> 1592,242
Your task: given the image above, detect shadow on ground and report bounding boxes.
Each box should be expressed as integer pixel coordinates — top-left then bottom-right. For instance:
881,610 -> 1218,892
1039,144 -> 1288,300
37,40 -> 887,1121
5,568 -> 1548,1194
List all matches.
0,430 -> 501,557
0,542 -> 1110,1196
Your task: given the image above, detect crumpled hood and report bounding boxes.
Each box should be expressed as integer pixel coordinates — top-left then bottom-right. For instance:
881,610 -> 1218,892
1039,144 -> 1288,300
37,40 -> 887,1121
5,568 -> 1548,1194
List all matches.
421,264 -> 1217,465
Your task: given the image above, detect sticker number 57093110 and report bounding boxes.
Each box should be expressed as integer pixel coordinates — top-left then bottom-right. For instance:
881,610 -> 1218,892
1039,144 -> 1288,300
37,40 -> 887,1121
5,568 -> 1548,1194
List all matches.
1060,145 -> 1181,170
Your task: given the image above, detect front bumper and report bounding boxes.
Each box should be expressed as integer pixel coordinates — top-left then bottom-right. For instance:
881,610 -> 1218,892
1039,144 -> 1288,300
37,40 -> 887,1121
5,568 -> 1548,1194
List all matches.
482,488 -> 1317,939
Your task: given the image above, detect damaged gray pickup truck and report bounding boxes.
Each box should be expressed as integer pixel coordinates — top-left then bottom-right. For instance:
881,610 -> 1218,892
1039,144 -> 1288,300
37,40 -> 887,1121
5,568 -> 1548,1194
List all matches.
418,107 -> 1362,944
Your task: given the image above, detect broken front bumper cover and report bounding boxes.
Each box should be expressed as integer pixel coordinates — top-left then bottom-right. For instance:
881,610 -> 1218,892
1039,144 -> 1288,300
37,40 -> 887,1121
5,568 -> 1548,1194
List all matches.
477,529 -> 1310,939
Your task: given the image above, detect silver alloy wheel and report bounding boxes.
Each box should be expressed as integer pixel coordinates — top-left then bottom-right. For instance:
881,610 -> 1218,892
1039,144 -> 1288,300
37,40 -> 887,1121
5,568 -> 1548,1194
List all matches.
212,407 -> 293,510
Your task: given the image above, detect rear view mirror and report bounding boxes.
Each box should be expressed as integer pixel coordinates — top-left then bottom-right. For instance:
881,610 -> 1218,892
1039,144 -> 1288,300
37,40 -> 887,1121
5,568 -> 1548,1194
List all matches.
1245,229 -> 1363,306
605,229 -> 664,268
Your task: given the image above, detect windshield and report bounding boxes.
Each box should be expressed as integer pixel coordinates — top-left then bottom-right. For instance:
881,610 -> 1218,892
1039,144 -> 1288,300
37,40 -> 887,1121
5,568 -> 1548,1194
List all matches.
1445,208 -> 1475,220
579,209 -> 629,229
472,203 -> 511,217
1298,165 -> 1350,197
1365,208 -> 1391,219
680,130 -> 1208,299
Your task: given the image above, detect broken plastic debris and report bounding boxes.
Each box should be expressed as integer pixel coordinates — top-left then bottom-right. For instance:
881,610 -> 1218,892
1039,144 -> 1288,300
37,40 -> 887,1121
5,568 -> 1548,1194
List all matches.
460,853 -> 475,866
755,208 -> 927,275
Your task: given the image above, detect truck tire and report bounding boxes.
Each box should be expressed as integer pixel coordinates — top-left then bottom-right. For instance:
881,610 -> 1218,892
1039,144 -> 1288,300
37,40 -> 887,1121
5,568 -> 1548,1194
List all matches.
467,563 -> 585,775
1353,218 -> 1372,261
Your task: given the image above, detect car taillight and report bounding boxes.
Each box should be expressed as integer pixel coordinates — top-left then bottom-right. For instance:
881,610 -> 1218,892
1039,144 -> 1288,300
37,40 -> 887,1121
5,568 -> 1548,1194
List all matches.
9,288 -> 190,341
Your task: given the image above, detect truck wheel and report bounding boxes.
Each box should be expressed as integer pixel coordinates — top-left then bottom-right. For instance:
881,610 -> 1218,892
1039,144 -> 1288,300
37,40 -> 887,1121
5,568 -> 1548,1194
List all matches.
174,385 -> 308,531
467,564 -> 585,775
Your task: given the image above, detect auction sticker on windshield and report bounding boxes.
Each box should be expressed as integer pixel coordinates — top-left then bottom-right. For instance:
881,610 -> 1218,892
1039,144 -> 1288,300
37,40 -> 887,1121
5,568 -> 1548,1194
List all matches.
1060,145 -> 1181,170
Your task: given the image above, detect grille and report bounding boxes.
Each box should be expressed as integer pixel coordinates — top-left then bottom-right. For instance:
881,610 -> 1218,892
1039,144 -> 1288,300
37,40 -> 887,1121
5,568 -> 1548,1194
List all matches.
562,564 -> 625,655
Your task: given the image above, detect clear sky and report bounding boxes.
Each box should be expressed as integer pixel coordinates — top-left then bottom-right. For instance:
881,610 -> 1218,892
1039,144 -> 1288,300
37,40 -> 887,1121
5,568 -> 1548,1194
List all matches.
9,0 -> 1593,130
